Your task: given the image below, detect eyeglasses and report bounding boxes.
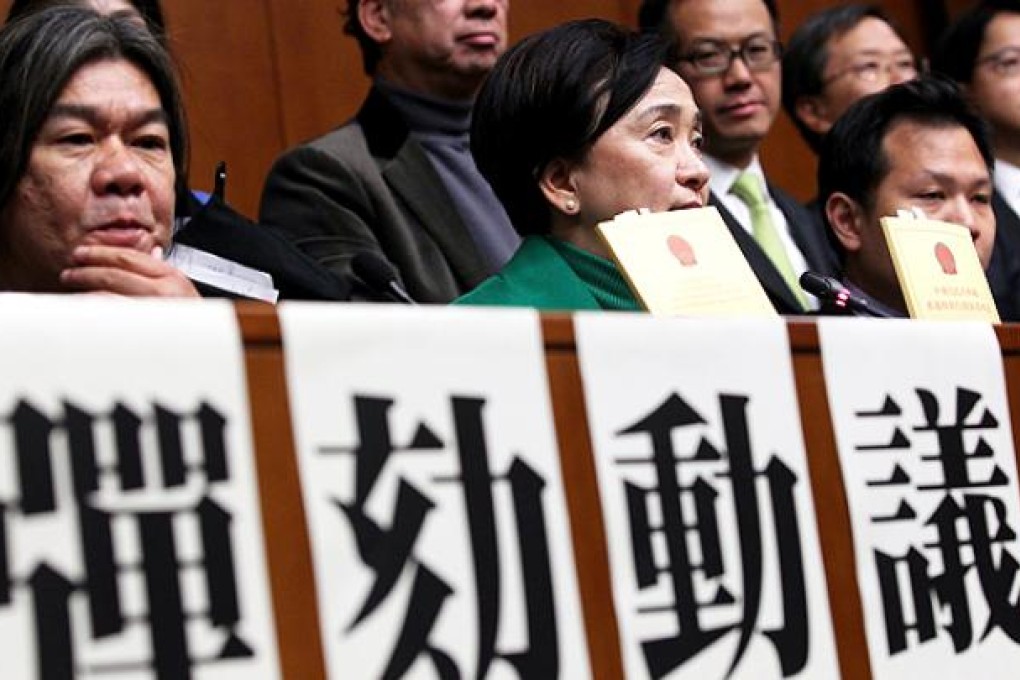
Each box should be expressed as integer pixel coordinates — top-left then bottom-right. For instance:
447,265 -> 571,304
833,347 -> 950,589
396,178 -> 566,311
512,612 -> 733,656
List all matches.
822,55 -> 920,86
677,36 -> 782,77
978,46 -> 1020,77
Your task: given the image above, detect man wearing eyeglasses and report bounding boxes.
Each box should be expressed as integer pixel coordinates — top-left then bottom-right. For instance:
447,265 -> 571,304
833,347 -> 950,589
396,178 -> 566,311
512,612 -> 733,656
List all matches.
933,0 -> 1020,321
779,5 -> 918,290
639,0 -> 837,315
783,5 -> 917,156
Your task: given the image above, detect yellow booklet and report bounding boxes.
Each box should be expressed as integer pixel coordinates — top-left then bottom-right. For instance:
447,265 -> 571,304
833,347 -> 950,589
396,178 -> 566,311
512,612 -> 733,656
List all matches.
880,212 -> 1000,323
595,207 -> 776,317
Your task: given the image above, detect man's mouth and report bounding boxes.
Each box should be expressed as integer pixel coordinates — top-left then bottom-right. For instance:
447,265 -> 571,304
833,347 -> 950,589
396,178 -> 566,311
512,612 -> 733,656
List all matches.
84,221 -> 152,248
459,31 -> 500,49
720,99 -> 763,117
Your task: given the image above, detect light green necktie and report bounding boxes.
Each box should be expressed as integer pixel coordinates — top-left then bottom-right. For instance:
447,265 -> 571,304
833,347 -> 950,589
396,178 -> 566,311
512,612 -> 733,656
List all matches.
731,172 -> 808,310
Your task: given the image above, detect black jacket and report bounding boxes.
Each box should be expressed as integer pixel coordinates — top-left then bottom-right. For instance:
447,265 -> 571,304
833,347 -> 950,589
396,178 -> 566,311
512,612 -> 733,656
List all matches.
710,185 -> 838,315
174,194 -> 351,301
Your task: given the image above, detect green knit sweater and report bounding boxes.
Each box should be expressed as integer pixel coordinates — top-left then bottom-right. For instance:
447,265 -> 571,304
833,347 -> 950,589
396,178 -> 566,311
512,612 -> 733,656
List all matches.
455,236 -> 640,311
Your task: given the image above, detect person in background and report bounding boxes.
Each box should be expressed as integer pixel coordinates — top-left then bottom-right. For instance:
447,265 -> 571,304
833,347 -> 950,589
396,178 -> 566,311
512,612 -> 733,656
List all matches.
0,6 -> 349,299
455,19 -> 709,310
817,77 -> 996,317
932,0 -> 1020,321
638,0 -> 835,314
259,0 -> 518,303
782,4 -> 917,156
780,4 -> 918,282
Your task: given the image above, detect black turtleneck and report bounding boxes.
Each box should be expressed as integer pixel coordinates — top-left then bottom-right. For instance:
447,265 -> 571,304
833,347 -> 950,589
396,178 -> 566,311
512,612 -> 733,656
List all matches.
376,79 -> 519,272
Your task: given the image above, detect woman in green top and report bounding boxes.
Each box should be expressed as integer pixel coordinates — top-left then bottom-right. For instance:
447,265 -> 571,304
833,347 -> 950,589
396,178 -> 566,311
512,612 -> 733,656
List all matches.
456,18 -> 710,311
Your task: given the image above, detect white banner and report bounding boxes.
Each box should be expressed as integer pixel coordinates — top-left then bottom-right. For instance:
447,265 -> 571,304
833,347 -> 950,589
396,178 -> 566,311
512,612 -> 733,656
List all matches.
819,318 -> 1020,679
279,304 -> 590,679
575,313 -> 838,680
0,294 -> 280,679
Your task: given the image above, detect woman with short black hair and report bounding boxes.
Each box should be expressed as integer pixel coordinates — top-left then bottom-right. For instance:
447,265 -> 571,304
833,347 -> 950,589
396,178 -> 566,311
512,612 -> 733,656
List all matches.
457,19 -> 710,310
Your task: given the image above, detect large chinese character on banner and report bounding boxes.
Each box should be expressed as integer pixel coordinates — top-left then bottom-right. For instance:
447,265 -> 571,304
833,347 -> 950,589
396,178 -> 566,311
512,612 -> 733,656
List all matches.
279,305 -> 590,679
575,315 -> 838,680
0,296 -> 280,679
820,318 -> 1020,679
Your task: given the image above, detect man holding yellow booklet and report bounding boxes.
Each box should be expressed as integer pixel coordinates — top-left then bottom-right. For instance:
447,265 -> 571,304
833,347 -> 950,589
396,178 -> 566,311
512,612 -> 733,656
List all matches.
816,76 -> 998,319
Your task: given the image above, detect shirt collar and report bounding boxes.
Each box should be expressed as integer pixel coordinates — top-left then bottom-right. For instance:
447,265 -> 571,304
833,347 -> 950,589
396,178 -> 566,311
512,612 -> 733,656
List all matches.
994,158 -> 1020,198
703,154 -> 767,197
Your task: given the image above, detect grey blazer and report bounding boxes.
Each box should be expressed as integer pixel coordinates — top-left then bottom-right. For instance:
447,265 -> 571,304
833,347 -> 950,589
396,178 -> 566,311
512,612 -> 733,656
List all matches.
258,86 -> 491,303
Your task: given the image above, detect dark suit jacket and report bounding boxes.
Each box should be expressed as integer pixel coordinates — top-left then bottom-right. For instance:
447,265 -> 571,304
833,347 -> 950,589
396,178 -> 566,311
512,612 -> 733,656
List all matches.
174,195 -> 351,301
710,185 -> 837,314
803,196 -> 842,275
987,192 -> 1020,322
258,86 -> 490,304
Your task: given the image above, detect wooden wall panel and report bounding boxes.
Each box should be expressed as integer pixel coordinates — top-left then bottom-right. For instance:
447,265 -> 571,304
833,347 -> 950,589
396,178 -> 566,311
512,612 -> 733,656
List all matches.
264,0 -> 366,149
162,1 -> 284,217
946,0 -> 978,19
511,0 -> 634,37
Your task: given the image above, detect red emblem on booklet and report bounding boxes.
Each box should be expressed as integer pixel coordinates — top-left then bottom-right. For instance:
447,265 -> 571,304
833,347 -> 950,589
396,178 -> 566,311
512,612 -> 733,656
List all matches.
934,242 -> 957,275
667,235 -> 697,266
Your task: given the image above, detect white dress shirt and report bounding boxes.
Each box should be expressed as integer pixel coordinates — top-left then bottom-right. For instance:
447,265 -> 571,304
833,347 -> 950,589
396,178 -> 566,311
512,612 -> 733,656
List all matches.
704,154 -> 814,307
995,158 -> 1020,218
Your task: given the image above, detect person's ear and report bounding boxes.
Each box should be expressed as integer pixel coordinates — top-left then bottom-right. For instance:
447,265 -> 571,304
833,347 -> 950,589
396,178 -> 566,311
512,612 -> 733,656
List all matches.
825,192 -> 866,252
795,95 -> 834,136
538,158 -> 581,217
358,0 -> 393,44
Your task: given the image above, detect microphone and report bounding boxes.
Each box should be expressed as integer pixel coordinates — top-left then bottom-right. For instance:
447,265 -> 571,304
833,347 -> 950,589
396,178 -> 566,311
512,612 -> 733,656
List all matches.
351,252 -> 416,305
799,271 -> 894,318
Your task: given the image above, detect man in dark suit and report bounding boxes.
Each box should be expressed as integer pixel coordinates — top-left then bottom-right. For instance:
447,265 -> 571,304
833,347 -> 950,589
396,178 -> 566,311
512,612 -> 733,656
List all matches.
258,0 -> 518,303
818,77 -> 997,317
932,0 -> 1020,321
780,4 -> 918,287
639,0 -> 836,314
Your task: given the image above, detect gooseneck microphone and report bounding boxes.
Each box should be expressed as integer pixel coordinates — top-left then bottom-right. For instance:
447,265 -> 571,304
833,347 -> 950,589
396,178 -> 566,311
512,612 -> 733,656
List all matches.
799,271 -> 894,318
350,252 -> 417,305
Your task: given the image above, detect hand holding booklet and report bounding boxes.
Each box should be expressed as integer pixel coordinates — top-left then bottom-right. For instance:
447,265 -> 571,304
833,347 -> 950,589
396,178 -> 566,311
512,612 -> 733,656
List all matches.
595,207 -> 776,317
880,209 -> 999,323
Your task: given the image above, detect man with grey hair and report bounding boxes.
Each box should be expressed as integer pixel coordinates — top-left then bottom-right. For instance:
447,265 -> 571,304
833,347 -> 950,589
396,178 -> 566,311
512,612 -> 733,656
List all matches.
0,6 -> 197,295
0,6 -> 350,299
259,0 -> 518,303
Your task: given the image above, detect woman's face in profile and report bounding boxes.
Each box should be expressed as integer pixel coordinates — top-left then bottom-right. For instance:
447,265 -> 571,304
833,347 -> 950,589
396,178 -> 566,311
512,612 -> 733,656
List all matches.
568,68 -> 710,226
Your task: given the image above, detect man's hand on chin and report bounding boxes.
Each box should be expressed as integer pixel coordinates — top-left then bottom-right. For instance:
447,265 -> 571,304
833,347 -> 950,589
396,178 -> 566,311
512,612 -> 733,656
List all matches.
59,244 -> 200,298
